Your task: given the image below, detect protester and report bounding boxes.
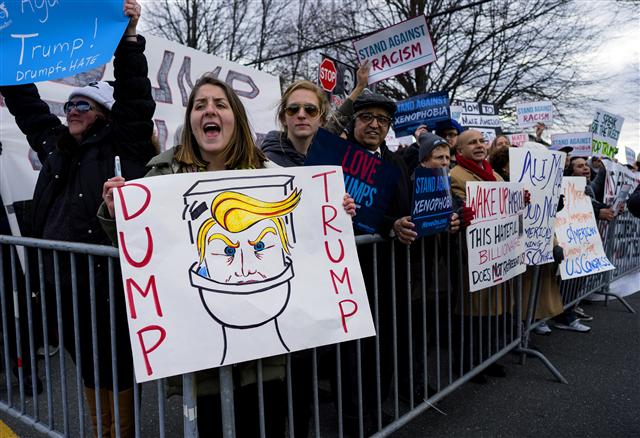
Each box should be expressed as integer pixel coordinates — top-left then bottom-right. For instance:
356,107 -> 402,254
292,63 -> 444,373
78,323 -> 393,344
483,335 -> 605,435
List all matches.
0,2 -> 152,436
435,118 -> 465,168
488,145 -> 510,181
490,134 -> 511,152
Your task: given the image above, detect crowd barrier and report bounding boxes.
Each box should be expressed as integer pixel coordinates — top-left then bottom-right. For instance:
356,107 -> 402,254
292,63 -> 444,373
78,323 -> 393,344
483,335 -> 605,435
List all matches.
1,210 -> 638,437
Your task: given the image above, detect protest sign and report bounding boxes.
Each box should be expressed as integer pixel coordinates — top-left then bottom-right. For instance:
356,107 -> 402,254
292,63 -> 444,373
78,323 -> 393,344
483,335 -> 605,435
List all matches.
602,159 -> 640,206
625,147 -> 636,165
555,177 -> 614,279
550,132 -> 592,157
353,15 -> 436,84
411,167 -> 452,237
509,133 -> 528,148
305,128 -> 400,234
393,91 -> 450,137
114,166 -> 375,382
510,147 -> 566,265
452,99 -> 502,142
0,0 -> 128,85
590,108 -> 624,158
515,101 -> 553,128
465,181 -> 526,292
319,53 -> 357,109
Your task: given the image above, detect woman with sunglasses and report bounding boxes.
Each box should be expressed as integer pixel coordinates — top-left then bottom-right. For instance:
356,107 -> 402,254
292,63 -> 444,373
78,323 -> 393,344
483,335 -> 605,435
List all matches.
0,1 -> 154,436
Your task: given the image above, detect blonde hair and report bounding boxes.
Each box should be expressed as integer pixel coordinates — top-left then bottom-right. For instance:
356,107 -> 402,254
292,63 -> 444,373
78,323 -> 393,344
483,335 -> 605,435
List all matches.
277,80 -> 329,131
196,189 -> 302,263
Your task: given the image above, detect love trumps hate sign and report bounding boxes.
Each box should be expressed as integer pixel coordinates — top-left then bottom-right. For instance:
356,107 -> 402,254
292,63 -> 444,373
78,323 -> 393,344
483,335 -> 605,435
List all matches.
464,181 -> 526,292
0,0 -> 128,85
113,167 -> 375,382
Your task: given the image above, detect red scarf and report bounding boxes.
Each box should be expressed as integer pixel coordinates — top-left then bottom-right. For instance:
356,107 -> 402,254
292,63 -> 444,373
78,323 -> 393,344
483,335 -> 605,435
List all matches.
455,153 -> 496,181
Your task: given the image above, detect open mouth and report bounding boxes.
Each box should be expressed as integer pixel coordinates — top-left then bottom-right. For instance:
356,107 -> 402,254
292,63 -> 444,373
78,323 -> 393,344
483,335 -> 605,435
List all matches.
203,122 -> 221,138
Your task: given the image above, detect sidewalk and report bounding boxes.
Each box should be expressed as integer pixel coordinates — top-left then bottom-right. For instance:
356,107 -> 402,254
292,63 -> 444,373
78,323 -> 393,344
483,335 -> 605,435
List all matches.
396,291 -> 640,438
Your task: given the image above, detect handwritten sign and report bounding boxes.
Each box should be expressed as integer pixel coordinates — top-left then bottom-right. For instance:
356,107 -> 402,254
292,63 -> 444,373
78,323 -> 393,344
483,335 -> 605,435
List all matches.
452,99 -> 502,142
0,0 -> 128,85
393,91 -> 450,137
353,15 -> 436,84
555,177 -> 614,279
602,159 -> 640,205
509,133 -> 528,148
550,132 -> 592,157
114,167 -> 375,382
510,147 -> 566,265
411,167 -> 452,237
465,181 -> 526,292
516,100 -> 553,128
590,108 -> 624,158
306,128 -> 400,234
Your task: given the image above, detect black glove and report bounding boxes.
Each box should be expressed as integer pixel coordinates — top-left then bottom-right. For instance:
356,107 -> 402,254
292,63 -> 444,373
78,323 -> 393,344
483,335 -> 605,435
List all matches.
556,194 -> 565,213
553,245 -> 565,264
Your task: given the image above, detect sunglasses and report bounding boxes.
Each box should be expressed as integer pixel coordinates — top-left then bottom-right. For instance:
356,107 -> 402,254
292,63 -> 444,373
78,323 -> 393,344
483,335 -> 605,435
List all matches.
356,112 -> 392,128
63,100 -> 94,114
284,104 -> 320,118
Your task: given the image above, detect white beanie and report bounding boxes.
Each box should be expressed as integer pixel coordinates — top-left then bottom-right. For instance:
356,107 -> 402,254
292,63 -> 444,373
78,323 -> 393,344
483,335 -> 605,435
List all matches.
68,81 -> 115,111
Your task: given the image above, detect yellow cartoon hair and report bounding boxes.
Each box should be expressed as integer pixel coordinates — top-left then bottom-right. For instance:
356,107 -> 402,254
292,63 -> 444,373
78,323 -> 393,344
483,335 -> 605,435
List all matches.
196,189 -> 302,263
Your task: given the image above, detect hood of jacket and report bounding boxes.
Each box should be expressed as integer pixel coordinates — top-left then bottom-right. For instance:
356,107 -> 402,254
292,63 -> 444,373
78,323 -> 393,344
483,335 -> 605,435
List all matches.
260,130 -> 306,167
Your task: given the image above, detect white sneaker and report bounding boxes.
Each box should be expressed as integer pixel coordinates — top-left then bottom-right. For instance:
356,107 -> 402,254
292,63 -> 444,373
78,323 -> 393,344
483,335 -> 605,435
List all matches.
37,344 -> 60,357
554,319 -> 591,333
534,321 -> 552,335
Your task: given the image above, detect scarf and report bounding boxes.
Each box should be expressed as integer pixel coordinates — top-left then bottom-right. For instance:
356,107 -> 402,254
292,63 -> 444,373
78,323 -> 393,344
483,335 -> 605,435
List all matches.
455,153 -> 496,182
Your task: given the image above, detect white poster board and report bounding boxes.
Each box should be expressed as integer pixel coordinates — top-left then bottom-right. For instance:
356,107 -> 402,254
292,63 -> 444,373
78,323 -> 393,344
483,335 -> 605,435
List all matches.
353,15 -> 436,84
602,159 -> 640,206
509,147 -> 566,265
465,181 -> 526,292
509,133 -> 528,148
550,132 -> 592,157
555,177 -> 614,279
114,166 -> 375,382
515,100 -> 553,128
590,108 -> 624,158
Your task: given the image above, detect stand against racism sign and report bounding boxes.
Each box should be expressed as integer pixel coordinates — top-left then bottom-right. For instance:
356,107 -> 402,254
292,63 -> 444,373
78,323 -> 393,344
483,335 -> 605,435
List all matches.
353,15 -> 436,84
554,177 -> 614,279
393,91 -> 450,137
0,0 -> 128,85
510,147 -> 566,265
305,128 -> 400,234
114,167 -> 375,382
515,100 -> 553,128
550,132 -> 592,157
590,108 -> 624,158
411,167 -> 452,237
465,182 -> 526,292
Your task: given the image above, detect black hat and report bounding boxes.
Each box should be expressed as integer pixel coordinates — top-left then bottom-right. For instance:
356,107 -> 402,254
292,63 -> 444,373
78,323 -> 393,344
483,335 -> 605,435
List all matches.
353,90 -> 397,117
418,132 -> 449,163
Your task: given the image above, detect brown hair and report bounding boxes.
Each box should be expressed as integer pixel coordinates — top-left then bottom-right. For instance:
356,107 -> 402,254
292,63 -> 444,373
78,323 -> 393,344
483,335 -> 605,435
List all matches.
277,80 -> 329,132
488,146 -> 510,181
174,74 -> 265,171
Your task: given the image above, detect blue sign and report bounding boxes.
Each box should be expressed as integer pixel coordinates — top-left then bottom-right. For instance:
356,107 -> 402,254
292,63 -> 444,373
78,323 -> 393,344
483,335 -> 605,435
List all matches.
411,167 -> 452,237
0,0 -> 128,85
393,91 -> 450,137
306,128 -> 400,234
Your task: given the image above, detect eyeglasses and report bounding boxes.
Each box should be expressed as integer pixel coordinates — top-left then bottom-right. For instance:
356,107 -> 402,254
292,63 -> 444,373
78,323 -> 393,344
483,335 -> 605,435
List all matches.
63,100 -> 94,114
443,132 -> 458,139
356,112 -> 393,127
285,104 -> 320,118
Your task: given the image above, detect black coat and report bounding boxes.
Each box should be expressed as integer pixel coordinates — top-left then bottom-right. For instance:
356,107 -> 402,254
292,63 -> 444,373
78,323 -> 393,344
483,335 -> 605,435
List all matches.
260,130 -> 306,167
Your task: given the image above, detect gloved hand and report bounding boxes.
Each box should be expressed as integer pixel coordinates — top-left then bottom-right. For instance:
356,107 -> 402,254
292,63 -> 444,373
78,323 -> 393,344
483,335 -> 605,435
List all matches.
458,205 -> 475,228
524,189 -> 531,205
557,194 -> 565,212
553,245 -> 565,264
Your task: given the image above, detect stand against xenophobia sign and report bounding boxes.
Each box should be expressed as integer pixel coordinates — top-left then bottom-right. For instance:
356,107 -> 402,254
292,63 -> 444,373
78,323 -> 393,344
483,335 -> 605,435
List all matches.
305,128 -> 400,234
353,15 -> 436,84
411,167 -> 453,237
550,132 -> 592,157
465,182 -> 526,292
510,147 -> 566,265
554,177 -> 614,279
114,167 -> 375,382
0,0 -> 128,85
393,91 -> 450,137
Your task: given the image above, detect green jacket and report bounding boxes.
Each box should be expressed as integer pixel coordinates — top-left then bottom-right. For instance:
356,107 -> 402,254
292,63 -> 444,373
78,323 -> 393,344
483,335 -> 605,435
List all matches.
98,146 -> 285,396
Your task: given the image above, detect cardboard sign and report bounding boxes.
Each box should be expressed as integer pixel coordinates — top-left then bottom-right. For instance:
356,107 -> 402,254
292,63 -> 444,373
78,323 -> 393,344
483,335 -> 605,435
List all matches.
465,181 -> 526,292
319,53 -> 357,110
411,167 -> 452,237
509,133 -> 528,148
114,167 -> 375,382
550,132 -> 592,157
305,128 -> 400,234
510,147 -> 566,265
516,101 -> 553,128
602,159 -> 640,206
0,0 -> 128,85
452,99 -> 502,142
555,177 -> 614,279
590,109 -> 624,158
353,15 -> 436,84
393,91 -> 450,137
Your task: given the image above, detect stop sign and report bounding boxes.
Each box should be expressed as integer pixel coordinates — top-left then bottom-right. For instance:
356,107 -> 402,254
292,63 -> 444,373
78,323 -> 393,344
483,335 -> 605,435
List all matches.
319,58 -> 337,92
